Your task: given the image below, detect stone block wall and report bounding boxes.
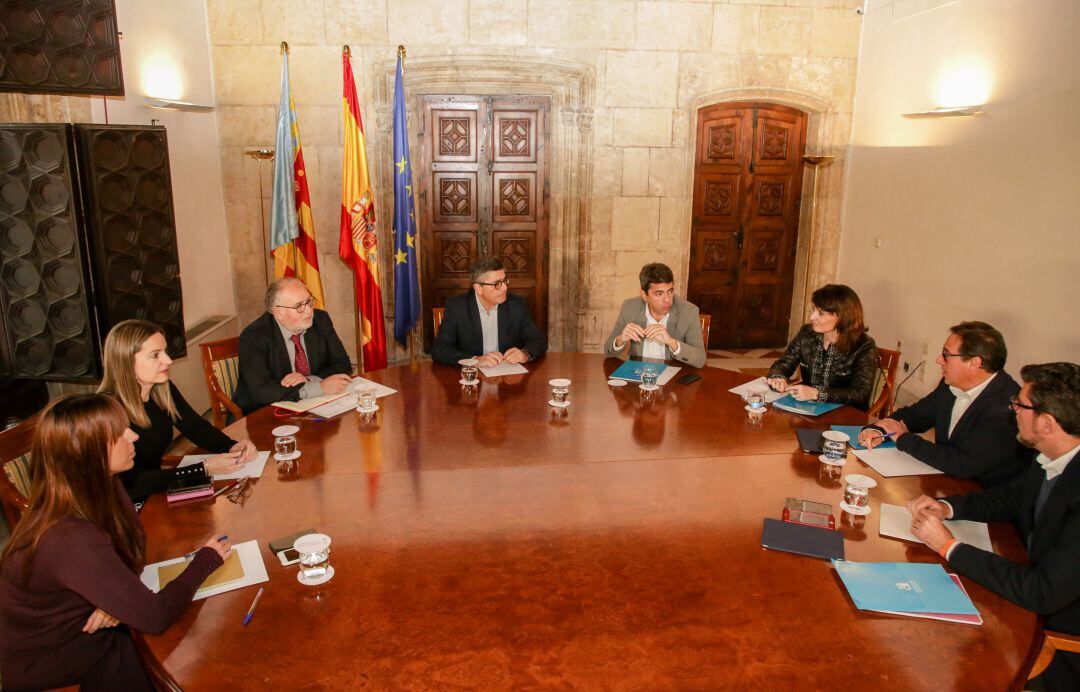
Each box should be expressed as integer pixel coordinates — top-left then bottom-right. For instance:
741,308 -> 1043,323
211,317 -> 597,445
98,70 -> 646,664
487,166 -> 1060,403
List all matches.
207,0 -> 863,360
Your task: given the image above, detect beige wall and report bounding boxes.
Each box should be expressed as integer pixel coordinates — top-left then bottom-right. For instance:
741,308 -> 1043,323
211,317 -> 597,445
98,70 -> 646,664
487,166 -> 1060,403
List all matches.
207,0 -> 866,360
838,0 -> 1080,403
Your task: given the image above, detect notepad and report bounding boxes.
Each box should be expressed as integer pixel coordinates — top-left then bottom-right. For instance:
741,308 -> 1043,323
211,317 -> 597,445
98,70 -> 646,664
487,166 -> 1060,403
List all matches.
772,395 -> 842,417
158,549 -> 244,592
141,540 -> 269,601
878,503 -> 994,553
851,447 -> 943,477
761,518 -> 845,561
479,362 -> 529,377
272,391 -> 350,413
833,560 -> 980,616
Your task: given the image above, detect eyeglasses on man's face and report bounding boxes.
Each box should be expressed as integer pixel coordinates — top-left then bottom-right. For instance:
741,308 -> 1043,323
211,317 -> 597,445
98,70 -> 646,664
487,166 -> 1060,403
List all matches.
275,297 -> 315,313
1009,395 -> 1040,413
477,277 -> 510,290
940,349 -> 966,361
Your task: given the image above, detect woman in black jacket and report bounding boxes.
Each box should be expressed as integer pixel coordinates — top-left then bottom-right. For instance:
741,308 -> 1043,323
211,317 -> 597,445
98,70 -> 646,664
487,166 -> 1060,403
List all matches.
98,320 -> 257,502
767,284 -> 877,409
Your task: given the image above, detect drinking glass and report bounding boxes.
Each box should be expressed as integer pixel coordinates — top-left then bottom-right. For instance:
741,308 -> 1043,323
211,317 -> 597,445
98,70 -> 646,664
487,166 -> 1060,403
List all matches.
271,425 -> 300,460
821,430 -> 849,463
640,366 -> 659,389
357,388 -> 376,411
460,359 -> 479,384
549,378 -> 571,406
747,392 -> 766,410
294,533 -> 332,580
843,482 -> 869,509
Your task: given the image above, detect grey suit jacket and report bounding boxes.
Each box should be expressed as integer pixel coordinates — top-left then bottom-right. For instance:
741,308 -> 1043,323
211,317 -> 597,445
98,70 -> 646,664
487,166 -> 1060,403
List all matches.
604,296 -> 707,368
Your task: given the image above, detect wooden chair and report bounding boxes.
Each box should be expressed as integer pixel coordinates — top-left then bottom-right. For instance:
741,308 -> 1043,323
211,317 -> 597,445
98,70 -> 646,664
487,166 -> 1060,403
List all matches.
867,346 -> 900,420
698,314 -> 711,349
132,630 -> 183,691
0,417 -> 35,530
433,307 -> 445,338
1027,629 -> 1080,682
199,336 -> 244,428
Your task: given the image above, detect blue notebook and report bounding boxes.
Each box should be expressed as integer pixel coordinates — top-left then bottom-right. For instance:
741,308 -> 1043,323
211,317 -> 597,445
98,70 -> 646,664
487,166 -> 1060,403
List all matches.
772,395 -> 842,417
830,424 -> 896,449
833,561 -> 980,615
610,360 -> 667,383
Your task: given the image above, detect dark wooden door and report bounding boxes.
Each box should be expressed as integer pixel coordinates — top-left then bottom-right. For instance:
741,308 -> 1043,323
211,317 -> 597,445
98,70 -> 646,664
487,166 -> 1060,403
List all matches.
687,102 -> 806,349
417,95 -> 550,350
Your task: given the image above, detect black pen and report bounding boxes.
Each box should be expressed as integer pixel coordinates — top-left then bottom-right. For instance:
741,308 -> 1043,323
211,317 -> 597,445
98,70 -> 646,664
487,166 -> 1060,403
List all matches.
183,535 -> 229,560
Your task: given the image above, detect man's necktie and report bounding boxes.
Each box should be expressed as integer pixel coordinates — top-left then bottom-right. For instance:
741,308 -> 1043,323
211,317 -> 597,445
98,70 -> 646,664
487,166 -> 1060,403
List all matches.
290,334 -> 311,376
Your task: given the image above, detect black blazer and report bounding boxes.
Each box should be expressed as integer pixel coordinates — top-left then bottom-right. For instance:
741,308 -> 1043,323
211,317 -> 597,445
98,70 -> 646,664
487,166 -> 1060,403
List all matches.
430,292 -> 547,366
881,373 -> 1026,487
233,310 -> 352,414
945,455 -> 1080,634
768,325 -> 878,409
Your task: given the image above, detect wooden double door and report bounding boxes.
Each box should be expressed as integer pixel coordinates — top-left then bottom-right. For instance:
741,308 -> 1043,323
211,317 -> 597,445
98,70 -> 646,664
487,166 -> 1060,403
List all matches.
687,103 -> 807,349
417,95 -> 550,350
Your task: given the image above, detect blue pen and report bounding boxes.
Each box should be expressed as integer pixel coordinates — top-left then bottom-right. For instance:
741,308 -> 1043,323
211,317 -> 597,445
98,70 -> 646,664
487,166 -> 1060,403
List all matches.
242,587 -> 264,627
184,535 -> 229,560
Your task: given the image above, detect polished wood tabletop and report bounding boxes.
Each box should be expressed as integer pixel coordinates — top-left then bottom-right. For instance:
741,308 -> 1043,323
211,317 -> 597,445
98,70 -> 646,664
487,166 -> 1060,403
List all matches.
140,353 -> 1037,689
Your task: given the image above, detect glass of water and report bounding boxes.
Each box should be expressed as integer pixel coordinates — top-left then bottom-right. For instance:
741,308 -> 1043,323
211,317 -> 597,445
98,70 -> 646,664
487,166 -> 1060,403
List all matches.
549,378 -> 571,406
640,365 -> 659,390
271,425 -> 300,460
294,533 -> 332,580
821,430 -> 849,464
357,388 -> 376,412
459,358 -> 479,384
747,391 -> 766,410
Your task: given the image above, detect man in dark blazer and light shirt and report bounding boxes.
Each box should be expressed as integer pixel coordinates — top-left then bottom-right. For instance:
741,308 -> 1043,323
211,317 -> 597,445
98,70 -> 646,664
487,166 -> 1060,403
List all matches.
233,277 -> 353,413
431,258 -> 548,367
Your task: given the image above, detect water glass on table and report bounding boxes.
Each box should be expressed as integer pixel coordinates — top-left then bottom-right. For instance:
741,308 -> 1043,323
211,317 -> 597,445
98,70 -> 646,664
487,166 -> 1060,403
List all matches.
640,365 -> 659,390
459,359 -> 479,385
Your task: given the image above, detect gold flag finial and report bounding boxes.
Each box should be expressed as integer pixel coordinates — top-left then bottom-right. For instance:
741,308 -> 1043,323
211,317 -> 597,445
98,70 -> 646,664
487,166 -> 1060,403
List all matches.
343,45 -> 351,57
280,41 -> 289,55
397,45 -> 406,60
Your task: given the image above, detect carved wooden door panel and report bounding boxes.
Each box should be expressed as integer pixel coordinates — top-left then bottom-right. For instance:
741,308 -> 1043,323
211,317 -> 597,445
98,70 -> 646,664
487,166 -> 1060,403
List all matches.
418,95 -> 549,350
687,103 -> 806,349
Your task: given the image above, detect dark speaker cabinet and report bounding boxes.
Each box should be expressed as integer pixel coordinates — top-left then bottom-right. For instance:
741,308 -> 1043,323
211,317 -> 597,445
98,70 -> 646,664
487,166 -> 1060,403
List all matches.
0,0 -> 124,96
0,123 -> 186,382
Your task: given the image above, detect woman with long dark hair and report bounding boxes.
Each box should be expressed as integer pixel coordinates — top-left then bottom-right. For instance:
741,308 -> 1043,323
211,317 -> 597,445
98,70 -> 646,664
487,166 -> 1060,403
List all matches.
98,319 -> 256,502
767,284 -> 878,409
0,394 -> 230,690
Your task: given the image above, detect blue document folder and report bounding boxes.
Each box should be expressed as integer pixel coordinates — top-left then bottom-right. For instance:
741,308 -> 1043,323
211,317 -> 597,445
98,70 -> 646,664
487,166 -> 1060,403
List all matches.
772,395 -> 842,417
833,561 -> 980,615
830,425 -> 896,449
610,360 -> 667,383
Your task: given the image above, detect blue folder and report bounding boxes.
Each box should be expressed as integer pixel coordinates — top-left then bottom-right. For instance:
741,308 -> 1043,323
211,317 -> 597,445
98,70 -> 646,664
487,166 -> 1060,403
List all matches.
772,395 -> 842,417
609,360 -> 667,383
833,561 -> 980,615
830,424 -> 896,449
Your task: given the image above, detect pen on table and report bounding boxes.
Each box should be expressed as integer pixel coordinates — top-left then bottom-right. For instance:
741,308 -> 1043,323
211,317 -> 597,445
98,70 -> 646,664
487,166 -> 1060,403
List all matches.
242,587 -> 264,627
212,479 -> 242,499
184,535 -> 229,560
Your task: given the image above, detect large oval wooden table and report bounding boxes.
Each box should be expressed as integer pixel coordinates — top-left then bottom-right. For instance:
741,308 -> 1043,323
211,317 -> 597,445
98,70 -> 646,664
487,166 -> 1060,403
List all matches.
140,353 -> 1037,689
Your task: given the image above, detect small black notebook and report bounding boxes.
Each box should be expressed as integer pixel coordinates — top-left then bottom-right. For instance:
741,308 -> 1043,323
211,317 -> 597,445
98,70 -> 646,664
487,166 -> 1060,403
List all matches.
761,518 -> 845,561
795,428 -> 826,454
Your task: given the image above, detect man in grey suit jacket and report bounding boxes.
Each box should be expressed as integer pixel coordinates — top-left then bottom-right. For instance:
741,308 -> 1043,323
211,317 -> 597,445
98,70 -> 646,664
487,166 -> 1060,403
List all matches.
604,263 -> 707,368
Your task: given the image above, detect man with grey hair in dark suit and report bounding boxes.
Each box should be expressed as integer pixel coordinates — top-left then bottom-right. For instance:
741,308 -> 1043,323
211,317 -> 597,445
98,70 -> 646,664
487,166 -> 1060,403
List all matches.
605,262 -> 707,368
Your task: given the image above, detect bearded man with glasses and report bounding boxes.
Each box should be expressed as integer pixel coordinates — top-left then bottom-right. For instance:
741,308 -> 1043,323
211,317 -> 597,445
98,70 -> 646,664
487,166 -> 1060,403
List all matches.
431,257 -> 547,368
234,277 -> 353,413
859,321 -> 1026,487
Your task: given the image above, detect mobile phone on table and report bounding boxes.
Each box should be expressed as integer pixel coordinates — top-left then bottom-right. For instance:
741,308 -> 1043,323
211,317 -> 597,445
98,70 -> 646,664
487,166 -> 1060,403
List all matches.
782,508 -> 836,530
677,372 -> 702,385
278,548 -> 301,566
784,498 -> 832,514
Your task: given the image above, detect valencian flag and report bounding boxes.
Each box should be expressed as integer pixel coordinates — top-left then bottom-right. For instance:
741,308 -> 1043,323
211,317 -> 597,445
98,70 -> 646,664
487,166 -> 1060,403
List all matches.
270,45 -> 325,308
338,47 -> 387,371
391,49 -> 421,346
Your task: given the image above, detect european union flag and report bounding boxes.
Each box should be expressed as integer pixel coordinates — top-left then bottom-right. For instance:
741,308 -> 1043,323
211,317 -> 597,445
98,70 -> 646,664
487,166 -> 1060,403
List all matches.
391,54 -> 421,346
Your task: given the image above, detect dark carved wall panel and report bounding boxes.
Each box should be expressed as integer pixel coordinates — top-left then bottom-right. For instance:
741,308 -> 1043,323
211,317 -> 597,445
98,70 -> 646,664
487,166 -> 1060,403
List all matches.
75,125 -> 186,358
0,0 -> 124,96
0,124 -> 99,380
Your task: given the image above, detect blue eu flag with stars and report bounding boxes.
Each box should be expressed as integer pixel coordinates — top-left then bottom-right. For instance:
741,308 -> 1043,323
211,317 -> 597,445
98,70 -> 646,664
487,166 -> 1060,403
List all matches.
392,54 -> 421,346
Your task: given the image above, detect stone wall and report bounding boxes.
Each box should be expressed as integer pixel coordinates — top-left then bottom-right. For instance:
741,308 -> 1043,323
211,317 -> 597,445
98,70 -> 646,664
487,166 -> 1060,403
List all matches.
207,0 -> 863,360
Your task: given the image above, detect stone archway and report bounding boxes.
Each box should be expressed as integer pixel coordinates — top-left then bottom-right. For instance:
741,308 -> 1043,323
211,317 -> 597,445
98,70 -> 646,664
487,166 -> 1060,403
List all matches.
683,88 -> 845,341
372,56 -> 596,354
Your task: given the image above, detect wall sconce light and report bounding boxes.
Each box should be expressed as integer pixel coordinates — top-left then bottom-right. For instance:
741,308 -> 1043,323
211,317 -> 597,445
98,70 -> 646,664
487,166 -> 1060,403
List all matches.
903,57 -> 991,119
143,98 -> 216,112
902,106 -> 983,118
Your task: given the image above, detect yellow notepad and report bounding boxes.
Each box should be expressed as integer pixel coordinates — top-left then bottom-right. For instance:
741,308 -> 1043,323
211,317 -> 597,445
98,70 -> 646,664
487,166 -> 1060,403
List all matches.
271,391 -> 349,413
158,550 -> 244,592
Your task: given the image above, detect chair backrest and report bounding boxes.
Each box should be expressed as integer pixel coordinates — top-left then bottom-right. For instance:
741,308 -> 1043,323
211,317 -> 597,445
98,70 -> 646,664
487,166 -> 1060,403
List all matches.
0,417 -> 35,529
867,346 -> 901,420
199,336 -> 244,428
433,307 -> 445,338
698,314 -> 711,349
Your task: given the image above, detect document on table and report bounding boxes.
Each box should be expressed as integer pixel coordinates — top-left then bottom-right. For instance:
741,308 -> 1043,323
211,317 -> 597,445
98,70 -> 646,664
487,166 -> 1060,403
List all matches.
177,451 -> 269,480
308,377 -> 399,419
879,503 -> 994,553
852,447 -> 943,477
140,540 -> 268,600
728,376 -> 786,403
479,362 -> 529,377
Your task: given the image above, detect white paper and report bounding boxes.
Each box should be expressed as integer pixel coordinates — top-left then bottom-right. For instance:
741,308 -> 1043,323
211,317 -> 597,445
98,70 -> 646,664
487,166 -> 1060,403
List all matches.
851,447 -> 944,477
309,377 -> 399,418
140,540 -> 269,600
479,362 -> 529,377
879,503 -> 994,553
728,376 -> 786,403
177,451 -> 269,481
657,365 -> 681,385
349,376 -> 397,399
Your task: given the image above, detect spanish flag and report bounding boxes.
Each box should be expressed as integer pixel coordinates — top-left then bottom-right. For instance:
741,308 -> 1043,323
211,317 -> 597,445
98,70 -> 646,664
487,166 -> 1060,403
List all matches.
269,46 -> 325,308
338,48 -> 387,371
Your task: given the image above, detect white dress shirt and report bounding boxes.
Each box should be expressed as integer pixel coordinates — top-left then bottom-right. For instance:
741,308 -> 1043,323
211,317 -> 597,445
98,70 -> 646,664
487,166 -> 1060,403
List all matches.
612,310 -> 682,358
947,372 -> 997,438
276,321 -> 324,399
1036,442 -> 1080,481
476,295 -> 499,355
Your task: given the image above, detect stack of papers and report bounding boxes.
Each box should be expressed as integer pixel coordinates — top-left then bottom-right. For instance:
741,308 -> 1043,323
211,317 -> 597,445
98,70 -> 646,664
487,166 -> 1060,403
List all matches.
479,362 -> 529,377
834,560 -> 982,625
140,540 -> 269,600
177,451 -> 269,481
852,448 -> 942,477
308,377 -> 399,418
728,377 -> 786,403
878,504 -> 994,553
